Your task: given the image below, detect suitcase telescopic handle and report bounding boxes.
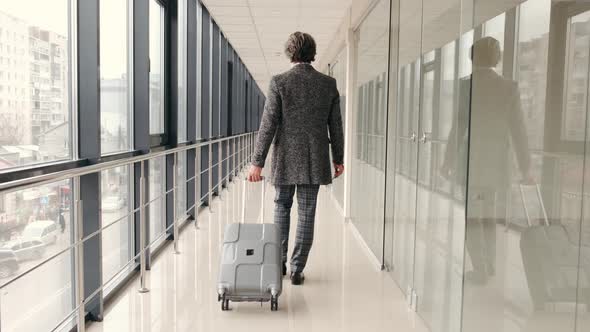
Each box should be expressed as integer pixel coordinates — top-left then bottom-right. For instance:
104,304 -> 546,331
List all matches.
519,183 -> 549,227
241,177 -> 266,224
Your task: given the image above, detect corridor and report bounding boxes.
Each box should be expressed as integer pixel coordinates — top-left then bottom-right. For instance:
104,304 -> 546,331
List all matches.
2,0 -> 590,331
86,176 -> 428,332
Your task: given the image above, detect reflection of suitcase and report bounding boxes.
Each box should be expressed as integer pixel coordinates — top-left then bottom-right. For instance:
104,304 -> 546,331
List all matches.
519,184 -> 583,310
217,179 -> 282,311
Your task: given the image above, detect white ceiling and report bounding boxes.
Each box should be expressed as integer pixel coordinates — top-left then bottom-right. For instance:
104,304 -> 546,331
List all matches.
202,0 -> 353,92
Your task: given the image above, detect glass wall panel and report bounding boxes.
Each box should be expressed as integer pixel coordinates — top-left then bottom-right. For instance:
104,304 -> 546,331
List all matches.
101,166 -> 133,292
0,0 -> 72,170
149,0 -> 165,135
212,142 -> 219,194
223,140 -> 228,184
149,156 -> 166,245
0,180 -> 74,331
200,146 -> 209,203
329,48 -> 347,209
581,93 -> 590,331
383,0 -> 399,282
100,0 -> 132,155
1,248 -> 74,331
577,11 -> 590,328
580,14 -> 590,322
388,0 -> 423,293
408,0 -> 468,330
350,0 -> 390,259
462,1 -> 589,331
176,151 -> 187,219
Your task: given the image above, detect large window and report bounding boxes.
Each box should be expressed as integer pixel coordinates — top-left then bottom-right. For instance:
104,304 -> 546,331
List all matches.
176,151 -> 186,220
0,0 -> 72,170
148,156 -> 166,245
100,0 -> 132,155
350,0 -> 390,259
0,180 -> 74,331
149,0 -> 165,136
562,10 -> 590,142
101,166 -> 133,293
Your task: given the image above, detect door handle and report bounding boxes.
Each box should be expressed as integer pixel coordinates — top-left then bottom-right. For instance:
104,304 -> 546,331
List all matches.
419,132 -> 429,144
400,132 -> 417,143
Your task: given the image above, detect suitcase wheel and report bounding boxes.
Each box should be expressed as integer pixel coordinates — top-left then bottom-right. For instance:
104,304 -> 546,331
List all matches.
270,296 -> 278,311
222,299 -> 230,311
221,294 -> 230,311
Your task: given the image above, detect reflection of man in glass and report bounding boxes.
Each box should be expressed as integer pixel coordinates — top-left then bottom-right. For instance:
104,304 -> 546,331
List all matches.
58,208 -> 66,234
442,37 -> 532,284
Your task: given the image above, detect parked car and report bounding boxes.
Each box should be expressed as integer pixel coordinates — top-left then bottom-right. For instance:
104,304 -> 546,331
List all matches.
22,220 -> 59,245
0,249 -> 18,278
102,196 -> 126,212
1,239 -> 46,261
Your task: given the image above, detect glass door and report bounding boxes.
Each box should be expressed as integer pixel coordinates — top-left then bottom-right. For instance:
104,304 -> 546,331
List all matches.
386,0 -> 469,329
386,0 -> 423,298
390,59 -> 421,294
413,49 -> 441,328
351,0 -> 391,261
412,37 -> 470,331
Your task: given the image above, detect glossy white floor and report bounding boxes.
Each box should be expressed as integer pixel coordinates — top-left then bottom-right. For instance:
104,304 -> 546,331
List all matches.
87,175 -> 428,332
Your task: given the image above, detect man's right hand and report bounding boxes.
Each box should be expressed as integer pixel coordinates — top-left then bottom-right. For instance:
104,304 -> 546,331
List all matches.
520,173 -> 536,185
248,165 -> 263,182
334,163 -> 344,178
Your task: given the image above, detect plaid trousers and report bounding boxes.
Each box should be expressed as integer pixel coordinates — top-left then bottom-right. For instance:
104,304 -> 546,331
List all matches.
274,184 -> 320,273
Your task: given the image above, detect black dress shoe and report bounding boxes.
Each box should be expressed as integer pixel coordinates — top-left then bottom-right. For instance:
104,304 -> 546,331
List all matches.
290,272 -> 305,285
282,263 -> 287,276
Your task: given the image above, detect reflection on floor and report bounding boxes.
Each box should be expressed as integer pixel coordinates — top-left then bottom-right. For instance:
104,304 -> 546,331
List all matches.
87,178 -> 428,332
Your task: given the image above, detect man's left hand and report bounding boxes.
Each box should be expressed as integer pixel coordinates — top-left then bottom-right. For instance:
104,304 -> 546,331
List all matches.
334,163 -> 344,178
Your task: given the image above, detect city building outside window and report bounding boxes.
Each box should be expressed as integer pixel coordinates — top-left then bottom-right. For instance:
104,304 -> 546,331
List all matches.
0,1 -> 72,171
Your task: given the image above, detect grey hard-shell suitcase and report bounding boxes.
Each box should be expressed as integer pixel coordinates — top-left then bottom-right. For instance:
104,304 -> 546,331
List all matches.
519,184 -> 590,310
217,178 -> 282,311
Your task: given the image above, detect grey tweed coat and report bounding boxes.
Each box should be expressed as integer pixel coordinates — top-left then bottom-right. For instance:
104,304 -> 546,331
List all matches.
251,63 -> 344,185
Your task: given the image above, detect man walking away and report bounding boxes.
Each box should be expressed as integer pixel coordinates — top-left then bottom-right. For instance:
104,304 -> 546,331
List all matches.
248,32 -> 345,285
